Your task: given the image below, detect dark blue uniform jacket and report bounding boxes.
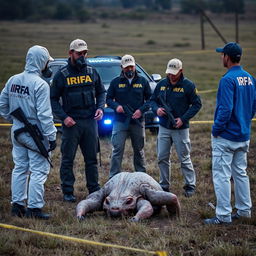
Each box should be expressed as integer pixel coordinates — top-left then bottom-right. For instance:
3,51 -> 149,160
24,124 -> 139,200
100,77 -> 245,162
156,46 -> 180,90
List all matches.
150,74 -> 202,129
50,58 -> 106,121
106,71 -> 152,123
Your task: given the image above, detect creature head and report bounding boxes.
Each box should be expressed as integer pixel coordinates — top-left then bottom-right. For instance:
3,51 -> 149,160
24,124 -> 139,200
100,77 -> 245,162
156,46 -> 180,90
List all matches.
103,194 -> 138,218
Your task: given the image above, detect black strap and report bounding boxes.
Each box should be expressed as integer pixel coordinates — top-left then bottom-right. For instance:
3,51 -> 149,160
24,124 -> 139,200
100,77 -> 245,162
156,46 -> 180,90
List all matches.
13,127 -> 53,168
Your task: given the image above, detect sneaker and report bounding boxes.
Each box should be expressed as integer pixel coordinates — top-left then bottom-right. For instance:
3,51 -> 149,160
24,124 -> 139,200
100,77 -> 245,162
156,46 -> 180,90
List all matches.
11,203 -> 26,217
183,185 -> 195,197
231,213 -> 240,220
231,213 -> 251,221
204,216 -> 230,225
63,194 -> 76,202
25,208 -> 51,220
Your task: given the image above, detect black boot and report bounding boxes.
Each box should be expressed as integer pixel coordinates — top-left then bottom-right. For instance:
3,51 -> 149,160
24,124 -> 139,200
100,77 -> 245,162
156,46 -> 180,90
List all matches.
63,194 -> 76,202
25,208 -> 51,220
183,185 -> 195,197
11,203 -> 26,217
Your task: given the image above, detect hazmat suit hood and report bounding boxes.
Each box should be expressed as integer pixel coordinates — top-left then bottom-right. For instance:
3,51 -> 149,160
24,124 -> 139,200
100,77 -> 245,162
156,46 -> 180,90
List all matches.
25,45 -> 53,75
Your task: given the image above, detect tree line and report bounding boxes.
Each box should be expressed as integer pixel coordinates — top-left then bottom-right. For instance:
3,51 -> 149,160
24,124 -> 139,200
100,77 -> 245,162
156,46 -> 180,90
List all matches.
0,0 -> 245,21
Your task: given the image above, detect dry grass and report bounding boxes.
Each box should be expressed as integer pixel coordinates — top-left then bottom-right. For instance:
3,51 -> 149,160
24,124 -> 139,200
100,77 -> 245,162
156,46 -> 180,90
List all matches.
0,125 -> 256,255
0,13 -> 256,256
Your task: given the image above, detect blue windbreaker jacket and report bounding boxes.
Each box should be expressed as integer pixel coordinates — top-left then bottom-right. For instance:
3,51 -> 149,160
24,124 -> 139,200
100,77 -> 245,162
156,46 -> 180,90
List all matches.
212,66 -> 256,142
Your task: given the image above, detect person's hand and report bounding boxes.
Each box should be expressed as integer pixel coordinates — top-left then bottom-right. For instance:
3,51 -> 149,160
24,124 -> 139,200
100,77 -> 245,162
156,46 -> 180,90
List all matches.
174,117 -> 183,128
116,105 -> 124,113
94,109 -> 103,120
64,116 -> 76,127
132,109 -> 142,119
48,140 -> 57,152
156,107 -> 166,116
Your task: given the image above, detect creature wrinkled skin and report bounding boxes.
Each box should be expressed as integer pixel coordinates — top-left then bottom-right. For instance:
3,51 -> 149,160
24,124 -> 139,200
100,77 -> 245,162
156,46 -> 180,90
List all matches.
76,172 -> 181,222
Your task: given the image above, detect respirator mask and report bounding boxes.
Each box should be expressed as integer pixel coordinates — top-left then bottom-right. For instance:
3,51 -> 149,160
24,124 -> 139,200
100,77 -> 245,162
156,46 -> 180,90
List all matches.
42,63 -> 52,78
75,56 -> 87,70
125,70 -> 135,79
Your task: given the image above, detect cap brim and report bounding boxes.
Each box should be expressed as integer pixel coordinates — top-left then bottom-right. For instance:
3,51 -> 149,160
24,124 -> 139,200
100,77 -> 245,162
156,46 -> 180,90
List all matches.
166,68 -> 180,75
216,47 -> 224,53
122,62 -> 135,68
73,47 -> 88,52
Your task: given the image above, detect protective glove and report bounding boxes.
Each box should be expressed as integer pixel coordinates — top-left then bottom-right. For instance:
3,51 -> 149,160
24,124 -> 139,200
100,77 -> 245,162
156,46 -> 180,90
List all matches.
48,140 -> 56,152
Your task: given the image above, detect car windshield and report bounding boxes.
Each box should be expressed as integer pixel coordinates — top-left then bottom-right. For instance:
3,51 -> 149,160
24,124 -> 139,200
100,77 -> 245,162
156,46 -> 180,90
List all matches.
47,58 -> 154,91
92,64 -> 121,89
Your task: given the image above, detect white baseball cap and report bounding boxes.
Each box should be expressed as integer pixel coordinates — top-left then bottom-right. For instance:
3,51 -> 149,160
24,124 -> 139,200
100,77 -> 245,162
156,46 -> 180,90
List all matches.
121,55 -> 135,68
69,39 -> 88,52
165,58 -> 182,75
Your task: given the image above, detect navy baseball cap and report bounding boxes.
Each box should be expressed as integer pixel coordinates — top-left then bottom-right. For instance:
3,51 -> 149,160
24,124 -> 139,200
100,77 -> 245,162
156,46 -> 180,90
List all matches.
216,42 -> 242,58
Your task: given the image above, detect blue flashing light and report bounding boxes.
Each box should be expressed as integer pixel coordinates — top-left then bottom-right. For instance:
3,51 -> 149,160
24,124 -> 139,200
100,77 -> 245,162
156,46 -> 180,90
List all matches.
103,119 -> 112,125
154,117 -> 160,123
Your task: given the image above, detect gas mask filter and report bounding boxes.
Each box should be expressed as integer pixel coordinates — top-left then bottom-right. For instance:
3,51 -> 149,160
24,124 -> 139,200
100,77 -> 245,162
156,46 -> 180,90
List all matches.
75,56 -> 87,70
125,70 -> 135,79
42,64 -> 52,78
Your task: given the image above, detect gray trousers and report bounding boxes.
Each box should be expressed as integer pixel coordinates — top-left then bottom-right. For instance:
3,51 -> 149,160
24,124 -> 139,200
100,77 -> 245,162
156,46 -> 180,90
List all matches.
212,136 -> 251,222
157,125 -> 195,191
109,121 -> 146,179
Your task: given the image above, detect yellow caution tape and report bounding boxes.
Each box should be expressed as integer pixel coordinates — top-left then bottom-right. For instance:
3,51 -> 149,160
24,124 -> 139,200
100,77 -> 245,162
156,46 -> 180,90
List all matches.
190,120 -> 213,124
1,118 -> 256,127
198,89 -> 217,94
0,223 -> 168,256
0,123 -> 62,127
133,50 -> 212,56
155,251 -> 169,256
0,123 -> 13,127
131,47 -> 256,57
52,47 -> 256,59
190,118 -> 256,124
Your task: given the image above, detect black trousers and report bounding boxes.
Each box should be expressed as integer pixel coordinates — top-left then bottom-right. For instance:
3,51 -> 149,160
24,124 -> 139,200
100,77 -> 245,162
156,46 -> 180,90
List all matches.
60,119 -> 100,195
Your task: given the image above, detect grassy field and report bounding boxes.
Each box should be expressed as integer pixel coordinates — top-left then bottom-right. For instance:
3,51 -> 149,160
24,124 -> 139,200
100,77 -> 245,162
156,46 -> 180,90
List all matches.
0,12 -> 256,256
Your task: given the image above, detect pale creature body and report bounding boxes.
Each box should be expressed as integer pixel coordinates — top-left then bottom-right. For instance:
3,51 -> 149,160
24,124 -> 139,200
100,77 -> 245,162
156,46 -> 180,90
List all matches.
76,172 -> 180,221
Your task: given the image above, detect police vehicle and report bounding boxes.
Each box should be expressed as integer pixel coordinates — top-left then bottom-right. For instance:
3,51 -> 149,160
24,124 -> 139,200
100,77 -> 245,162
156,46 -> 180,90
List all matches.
47,56 -> 161,135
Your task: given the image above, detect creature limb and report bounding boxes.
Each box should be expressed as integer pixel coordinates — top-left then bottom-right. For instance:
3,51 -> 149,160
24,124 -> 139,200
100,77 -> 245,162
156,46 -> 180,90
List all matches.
76,189 -> 105,220
130,199 -> 153,222
141,186 -> 181,217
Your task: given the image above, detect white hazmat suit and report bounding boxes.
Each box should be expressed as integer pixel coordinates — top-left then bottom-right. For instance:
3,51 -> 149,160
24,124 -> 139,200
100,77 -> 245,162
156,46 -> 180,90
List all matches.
0,45 -> 57,209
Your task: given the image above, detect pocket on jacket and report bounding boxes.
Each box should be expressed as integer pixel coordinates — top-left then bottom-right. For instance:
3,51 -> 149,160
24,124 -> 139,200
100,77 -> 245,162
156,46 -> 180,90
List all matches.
82,91 -> 95,107
68,92 -> 84,109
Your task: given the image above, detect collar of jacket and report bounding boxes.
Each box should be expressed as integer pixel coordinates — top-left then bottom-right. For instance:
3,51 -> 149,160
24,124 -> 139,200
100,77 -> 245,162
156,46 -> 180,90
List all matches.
223,65 -> 242,77
120,70 -> 139,81
166,73 -> 184,87
68,57 -> 87,72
